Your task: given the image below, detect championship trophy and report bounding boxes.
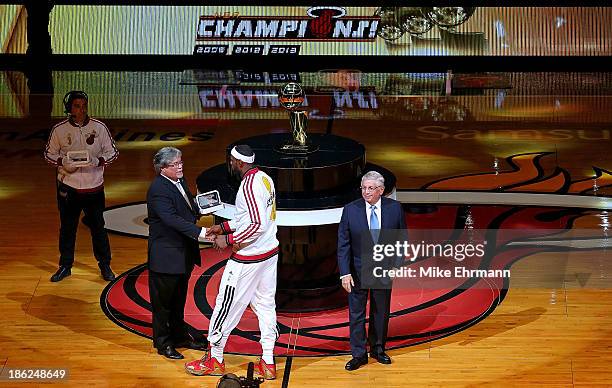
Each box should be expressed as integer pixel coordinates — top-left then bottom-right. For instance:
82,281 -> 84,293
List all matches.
277,82 -> 318,154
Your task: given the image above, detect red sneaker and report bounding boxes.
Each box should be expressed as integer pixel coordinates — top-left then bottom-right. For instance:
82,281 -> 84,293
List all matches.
254,357 -> 276,380
184,352 -> 225,376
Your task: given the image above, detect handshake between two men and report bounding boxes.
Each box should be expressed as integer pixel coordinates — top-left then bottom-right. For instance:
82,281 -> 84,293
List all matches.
201,224 -> 246,253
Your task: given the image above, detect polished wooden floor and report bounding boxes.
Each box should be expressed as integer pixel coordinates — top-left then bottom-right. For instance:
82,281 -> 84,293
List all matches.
1,73 -> 612,387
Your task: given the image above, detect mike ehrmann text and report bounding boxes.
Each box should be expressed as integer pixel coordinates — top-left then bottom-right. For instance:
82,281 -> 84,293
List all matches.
373,266 -> 510,279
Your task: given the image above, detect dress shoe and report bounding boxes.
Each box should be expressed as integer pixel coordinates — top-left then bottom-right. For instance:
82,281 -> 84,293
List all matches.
98,263 -> 116,281
157,345 -> 184,360
50,266 -> 71,282
176,339 -> 208,351
345,356 -> 368,371
370,351 -> 392,364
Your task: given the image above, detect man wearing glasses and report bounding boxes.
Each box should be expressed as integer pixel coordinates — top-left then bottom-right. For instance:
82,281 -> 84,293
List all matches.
147,147 -> 208,360
337,170 -> 406,371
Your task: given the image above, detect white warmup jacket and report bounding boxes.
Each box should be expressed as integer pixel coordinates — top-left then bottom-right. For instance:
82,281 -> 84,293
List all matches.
44,117 -> 118,191
221,167 -> 279,263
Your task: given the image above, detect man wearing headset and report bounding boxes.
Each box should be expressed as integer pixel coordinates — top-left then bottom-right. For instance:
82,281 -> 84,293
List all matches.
44,91 -> 119,282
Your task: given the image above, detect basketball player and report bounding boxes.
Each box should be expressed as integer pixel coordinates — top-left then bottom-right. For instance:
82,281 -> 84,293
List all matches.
185,145 -> 279,380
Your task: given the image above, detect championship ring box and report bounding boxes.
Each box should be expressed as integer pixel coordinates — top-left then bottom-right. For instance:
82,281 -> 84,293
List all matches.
66,150 -> 90,166
196,190 -> 223,214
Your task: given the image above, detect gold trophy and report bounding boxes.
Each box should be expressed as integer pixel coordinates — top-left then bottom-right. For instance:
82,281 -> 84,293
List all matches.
277,82 -> 318,154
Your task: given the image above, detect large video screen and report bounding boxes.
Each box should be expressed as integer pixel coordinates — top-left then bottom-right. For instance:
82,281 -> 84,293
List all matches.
49,6 -> 612,56
0,5 -> 26,54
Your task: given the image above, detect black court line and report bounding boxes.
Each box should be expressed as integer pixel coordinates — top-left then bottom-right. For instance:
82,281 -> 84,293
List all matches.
282,356 -> 293,388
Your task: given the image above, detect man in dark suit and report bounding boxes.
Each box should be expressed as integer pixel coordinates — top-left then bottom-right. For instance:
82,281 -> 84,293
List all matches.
337,170 -> 406,371
147,147 -> 208,359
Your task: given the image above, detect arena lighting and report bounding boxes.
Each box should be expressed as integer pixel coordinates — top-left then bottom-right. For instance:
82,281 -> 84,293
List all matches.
366,146 -> 477,175
375,7 -> 405,41
402,13 -> 434,35
103,181 -> 150,201
423,7 -> 476,29
395,7 -> 433,36
130,109 -> 198,119
475,133 -> 560,148
114,139 -> 192,150
0,181 -> 24,199
376,7 -> 476,41
376,7 -> 433,38
484,103 -> 581,118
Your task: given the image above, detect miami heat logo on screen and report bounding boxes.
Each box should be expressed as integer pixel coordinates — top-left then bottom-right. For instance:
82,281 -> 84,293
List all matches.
101,152 -> 612,356
307,7 -> 345,38
195,7 -> 379,41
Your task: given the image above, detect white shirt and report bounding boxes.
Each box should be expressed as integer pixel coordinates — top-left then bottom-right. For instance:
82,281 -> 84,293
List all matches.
162,175 -> 190,203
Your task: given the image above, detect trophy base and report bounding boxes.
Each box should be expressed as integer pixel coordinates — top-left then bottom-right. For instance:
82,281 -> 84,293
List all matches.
274,142 -> 320,155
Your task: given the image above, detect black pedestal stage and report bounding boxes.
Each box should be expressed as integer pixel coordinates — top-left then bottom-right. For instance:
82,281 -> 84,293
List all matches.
197,133 -> 396,312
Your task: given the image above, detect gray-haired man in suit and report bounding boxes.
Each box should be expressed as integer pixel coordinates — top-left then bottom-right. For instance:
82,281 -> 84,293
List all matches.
147,147 -> 208,359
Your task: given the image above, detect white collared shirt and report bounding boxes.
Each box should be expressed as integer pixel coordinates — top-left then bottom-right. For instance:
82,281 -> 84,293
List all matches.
161,174 -> 188,199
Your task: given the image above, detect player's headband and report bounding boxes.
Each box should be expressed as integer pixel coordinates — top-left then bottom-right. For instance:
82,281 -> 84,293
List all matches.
231,146 -> 255,163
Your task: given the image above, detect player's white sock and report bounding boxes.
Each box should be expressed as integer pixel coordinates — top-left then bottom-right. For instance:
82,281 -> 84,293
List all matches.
211,346 -> 224,363
262,353 -> 274,365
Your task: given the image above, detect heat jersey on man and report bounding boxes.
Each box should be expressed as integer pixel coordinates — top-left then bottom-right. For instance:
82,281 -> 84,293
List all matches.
220,167 -> 279,262
186,146 -> 280,379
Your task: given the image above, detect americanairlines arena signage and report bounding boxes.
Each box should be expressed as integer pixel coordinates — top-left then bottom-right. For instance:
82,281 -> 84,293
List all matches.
194,7 -> 379,55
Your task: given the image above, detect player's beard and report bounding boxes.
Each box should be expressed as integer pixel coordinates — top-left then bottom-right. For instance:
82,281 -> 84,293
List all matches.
231,164 -> 241,180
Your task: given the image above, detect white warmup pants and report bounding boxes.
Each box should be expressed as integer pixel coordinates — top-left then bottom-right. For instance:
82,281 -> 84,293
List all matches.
207,255 -> 278,356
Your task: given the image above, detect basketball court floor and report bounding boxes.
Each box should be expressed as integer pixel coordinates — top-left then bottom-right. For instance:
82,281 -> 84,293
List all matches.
0,71 -> 611,386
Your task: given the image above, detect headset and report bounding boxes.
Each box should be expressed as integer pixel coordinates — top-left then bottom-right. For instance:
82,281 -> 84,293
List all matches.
62,90 -> 89,115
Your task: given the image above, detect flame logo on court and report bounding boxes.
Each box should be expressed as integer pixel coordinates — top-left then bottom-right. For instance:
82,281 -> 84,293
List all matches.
101,152 -> 612,356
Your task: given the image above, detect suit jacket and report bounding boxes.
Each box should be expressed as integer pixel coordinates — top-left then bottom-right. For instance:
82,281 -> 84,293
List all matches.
337,196 -> 406,282
147,175 -> 201,274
